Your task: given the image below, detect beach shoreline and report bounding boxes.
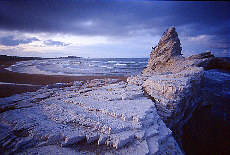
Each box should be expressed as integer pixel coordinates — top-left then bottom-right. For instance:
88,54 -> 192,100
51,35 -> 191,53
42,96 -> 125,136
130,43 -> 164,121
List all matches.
0,60 -> 127,98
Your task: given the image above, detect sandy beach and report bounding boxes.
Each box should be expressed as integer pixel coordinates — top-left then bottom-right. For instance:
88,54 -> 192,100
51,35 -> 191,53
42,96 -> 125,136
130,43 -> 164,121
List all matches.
0,61 -> 127,98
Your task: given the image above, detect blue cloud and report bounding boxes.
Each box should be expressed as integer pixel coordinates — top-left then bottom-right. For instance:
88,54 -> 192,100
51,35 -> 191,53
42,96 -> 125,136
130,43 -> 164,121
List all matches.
0,35 -> 39,46
43,39 -> 69,46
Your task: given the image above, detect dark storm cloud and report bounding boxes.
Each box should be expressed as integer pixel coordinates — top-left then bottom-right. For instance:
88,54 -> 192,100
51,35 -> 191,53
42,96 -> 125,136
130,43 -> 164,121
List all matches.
44,39 -> 69,46
0,1 -> 229,52
0,1 -> 229,36
0,35 -> 39,46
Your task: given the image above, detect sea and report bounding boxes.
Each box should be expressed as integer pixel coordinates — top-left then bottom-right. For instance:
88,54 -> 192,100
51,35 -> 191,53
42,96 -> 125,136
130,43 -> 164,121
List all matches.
5,57 -> 230,154
6,58 -> 148,76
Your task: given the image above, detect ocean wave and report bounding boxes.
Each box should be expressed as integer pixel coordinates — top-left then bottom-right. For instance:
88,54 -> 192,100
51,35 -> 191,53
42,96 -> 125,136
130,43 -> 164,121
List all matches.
80,68 -> 91,71
100,66 -> 108,68
108,61 -> 117,63
115,63 -> 126,66
138,61 -> 148,63
92,61 -> 101,63
123,61 -> 137,64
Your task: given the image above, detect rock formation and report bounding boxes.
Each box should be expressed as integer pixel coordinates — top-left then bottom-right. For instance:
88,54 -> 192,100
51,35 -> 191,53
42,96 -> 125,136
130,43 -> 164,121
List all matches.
0,79 -> 182,154
128,27 -> 214,146
143,27 -> 182,73
200,57 -> 230,70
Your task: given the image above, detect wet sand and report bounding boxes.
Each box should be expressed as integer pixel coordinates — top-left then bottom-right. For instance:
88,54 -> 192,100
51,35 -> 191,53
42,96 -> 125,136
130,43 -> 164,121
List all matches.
0,61 -> 127,98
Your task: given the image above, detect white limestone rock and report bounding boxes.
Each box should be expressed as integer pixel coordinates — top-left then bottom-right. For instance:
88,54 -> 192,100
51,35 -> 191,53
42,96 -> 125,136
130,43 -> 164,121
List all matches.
143,27 -> 182,74
61,134 -> 85,147
0,78 -> 181,154
127,27 -> 213,150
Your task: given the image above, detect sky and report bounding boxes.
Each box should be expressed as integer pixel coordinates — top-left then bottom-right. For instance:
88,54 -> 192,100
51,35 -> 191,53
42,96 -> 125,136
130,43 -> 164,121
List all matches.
0,1 -> 229,58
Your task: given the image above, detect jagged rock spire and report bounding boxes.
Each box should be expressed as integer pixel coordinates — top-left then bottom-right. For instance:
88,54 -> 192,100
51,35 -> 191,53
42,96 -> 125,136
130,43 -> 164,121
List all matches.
158,27 -> 182,56
143,27 -> 182,73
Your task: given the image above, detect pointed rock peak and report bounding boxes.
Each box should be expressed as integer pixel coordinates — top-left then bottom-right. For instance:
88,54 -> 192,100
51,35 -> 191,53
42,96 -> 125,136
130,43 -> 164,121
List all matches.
143,27 -> 182,73
154,26 -> 182,57
168,26 -> 176,32
159,27 -> 179,44
166,26 -> 176,35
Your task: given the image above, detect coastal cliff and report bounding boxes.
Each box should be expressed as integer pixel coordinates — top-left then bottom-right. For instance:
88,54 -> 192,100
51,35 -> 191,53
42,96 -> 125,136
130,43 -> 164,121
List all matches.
0,27 -> 221,154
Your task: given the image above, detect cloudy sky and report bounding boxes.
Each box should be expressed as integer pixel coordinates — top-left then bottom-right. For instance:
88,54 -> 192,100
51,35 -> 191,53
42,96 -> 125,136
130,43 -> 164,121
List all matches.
0,1 -> 229,58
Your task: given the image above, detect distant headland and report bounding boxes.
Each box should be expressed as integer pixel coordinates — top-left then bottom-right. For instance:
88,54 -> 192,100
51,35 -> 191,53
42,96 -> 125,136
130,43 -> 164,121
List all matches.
0,55 -> 82,61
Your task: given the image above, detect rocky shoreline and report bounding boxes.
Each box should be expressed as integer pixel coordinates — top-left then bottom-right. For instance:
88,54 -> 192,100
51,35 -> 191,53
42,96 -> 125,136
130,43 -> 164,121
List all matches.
0,78 -> 183,154
128,27 -> 216,147
0,27 -> 228,154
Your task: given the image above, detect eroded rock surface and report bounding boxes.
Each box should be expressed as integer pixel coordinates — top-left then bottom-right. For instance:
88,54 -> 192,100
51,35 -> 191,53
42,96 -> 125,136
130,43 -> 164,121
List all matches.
143,27 -> 182,74
0,79 -> 182,154
128,27 -> 214,146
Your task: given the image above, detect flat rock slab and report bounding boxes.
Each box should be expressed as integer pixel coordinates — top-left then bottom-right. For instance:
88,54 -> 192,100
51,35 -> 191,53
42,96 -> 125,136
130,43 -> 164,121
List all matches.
0,79 -> 182,154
